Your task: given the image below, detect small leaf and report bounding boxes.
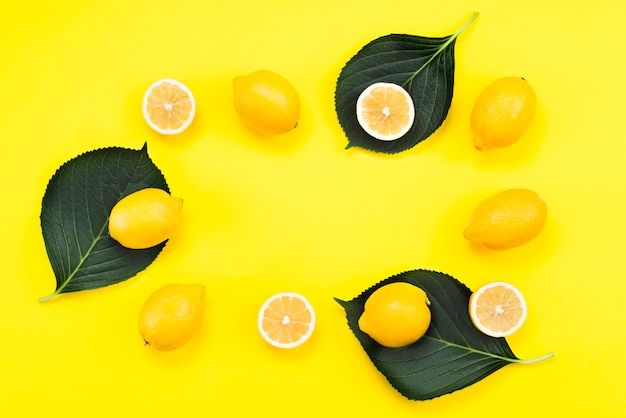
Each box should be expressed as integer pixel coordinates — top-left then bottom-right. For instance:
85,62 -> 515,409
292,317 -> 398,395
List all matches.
335,269 -> 554,400
39,144 -> 169,302
335,12 -> 478,154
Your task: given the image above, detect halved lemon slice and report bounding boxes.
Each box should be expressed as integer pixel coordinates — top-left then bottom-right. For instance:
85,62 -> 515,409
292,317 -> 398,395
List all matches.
142,78 -> 196,135
258,292 -> 315,349
356,82 -> 415,141
469,281 -> 528,338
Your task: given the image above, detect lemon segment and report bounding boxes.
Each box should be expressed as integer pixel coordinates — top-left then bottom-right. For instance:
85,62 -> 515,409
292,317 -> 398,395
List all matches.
142,78 -> 196,135
257,292 -> 315,349
469,281 -> 528,338
356,82 -> 415,141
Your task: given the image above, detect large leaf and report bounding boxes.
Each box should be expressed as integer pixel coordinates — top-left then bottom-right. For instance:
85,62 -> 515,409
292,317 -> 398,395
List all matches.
335,13 -> 477,154
335,269 -> 554,400
39,144 -> 169,302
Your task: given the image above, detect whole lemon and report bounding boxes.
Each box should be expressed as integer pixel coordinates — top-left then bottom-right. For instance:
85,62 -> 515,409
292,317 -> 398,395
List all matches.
470,77 -> 536,150
138,283 -> 206,351
463,188 -> 547,250
358,282 -> 431,348
233,69 -> 301,135
108,188 -> 182,249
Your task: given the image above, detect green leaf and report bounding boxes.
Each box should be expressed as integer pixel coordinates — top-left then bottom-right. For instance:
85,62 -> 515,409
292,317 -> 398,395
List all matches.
335,269 -> 554,400
334,12 -> 478,154
39,144 -> 169,302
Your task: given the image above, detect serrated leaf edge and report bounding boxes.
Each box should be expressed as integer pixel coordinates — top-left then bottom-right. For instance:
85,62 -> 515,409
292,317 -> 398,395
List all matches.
335,12 -> 479,154
38,143 -> 165,302
334,268 -> 555,400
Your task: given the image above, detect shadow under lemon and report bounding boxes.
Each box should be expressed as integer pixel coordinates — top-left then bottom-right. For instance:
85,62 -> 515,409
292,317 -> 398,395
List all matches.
423,190 -> 561,286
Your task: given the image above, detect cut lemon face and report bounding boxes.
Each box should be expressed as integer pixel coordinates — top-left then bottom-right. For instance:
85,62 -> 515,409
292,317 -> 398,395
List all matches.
469,282 -> 528,338
142,78 -> 196,135
356,82 -> 415,141
258,292 -> 315,349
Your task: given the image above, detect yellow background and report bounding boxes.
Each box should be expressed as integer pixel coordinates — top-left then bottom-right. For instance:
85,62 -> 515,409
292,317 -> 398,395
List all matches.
1,0 -> 625,416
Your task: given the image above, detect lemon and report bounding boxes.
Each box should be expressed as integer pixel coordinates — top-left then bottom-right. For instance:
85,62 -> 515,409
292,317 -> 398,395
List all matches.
108,188 -> 183,249
356,82 -> 415,141
257,292 -> 316,349
469,281 -> 528,338
138,283 -> 206,351
358,282 -> 431,348
470,77 -> 536,150
463,188 -> 547,250
232,69 -> 301,135
142,78 -> 196,135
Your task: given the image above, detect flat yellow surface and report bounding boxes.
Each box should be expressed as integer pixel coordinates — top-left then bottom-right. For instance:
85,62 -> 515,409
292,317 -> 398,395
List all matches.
2,1 -> 625,416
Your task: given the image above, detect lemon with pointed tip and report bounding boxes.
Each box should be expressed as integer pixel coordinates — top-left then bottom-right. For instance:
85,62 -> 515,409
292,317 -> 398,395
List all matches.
470,77 -> 537,150
109,188 -> 183,249
358,282 -> 431,348
138,283 -> 206,351
464,188 -> 547,250
232,69 -> 301,135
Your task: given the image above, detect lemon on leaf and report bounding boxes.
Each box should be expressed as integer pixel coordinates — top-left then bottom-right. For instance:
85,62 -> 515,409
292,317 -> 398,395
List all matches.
358,282 -> 431,348
356,82 -> 415,141
109,188 -> 183,250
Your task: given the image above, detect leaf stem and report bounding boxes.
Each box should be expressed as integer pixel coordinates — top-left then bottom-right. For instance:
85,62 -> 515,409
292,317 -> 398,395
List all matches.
509,351 -> 556,365
38,216 -> 110,303
402,12 -> 479,88
453,12 -> 479,40
38,291 -> 59,303
428,335 -> 554,365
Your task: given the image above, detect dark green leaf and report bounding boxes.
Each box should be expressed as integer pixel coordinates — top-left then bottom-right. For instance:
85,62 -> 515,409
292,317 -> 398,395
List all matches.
39,144 -> 169,302
335,269 -> 554,400
335,13 -> 477,154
